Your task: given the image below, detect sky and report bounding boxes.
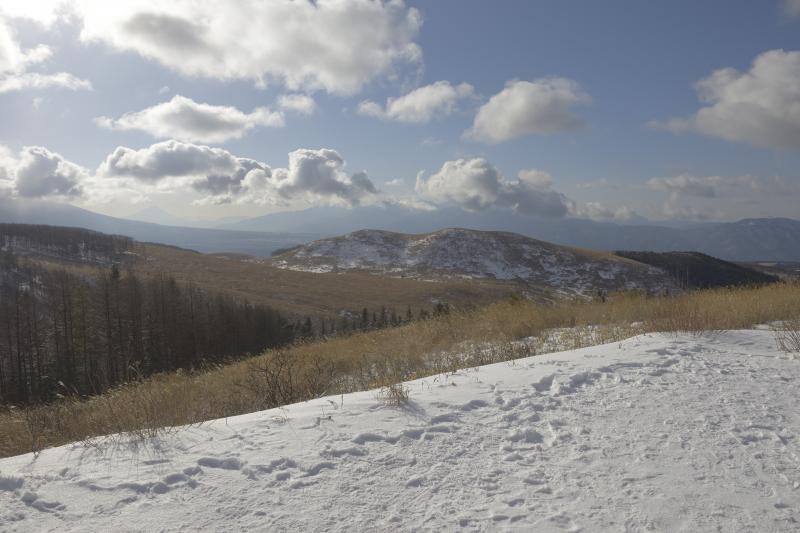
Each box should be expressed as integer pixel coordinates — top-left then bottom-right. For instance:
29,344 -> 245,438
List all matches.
0,0 -> 799,223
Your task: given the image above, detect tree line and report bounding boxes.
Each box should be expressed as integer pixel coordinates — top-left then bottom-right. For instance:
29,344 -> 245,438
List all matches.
295,302 -> 452,339
0,252 -> 294,405
1,223 -> 134,265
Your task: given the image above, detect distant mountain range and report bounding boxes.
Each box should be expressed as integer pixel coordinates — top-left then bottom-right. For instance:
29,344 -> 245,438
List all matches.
223,205 -> 800,261
0,198 -> 321,256
2,199 -> 799,260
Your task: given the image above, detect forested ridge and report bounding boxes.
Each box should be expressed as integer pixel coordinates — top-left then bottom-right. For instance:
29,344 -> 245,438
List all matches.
0,224 -> 447,405
614,250 -> 778,289
0,223 -> 134,265
0,249 -> 294,404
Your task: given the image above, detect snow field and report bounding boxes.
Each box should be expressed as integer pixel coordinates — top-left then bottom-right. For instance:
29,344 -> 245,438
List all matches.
0,329 -> 798,532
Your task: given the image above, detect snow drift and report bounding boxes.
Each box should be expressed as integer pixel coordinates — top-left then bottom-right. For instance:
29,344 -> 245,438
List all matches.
1,329 -> 798,531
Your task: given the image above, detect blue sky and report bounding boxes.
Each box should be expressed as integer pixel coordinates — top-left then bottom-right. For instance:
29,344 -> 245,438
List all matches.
1,0 -> 799,222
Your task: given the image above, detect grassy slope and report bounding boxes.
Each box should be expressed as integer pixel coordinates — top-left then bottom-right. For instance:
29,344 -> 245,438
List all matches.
133,243 -> 542,318
2,281 -> 798,459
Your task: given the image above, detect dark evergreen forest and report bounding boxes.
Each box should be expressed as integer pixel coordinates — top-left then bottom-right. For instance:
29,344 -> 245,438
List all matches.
0,251 -> 293,404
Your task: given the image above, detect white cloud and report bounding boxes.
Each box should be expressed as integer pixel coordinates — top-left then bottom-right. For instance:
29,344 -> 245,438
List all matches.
654,49 -> 800,150
12,145 -> 86,198
0,18 -> 91,93
100,140 -> 248,183
0,19 -> 39,73
358,81 -> 474,123
0,71 -> 91,93
0,140 -> 377,207
381,197 -> 437,211
415,158 -> 572,217
785,0 -> 800,16
384,178 -> 404,187
95,95 -> 284,143
647,174 -> 719,198
660,201 -> 723,222
574,202 -> 637,221
0,145 -> 16,184
277,94 -> 316,115
0,145 -> 89,199
0,1 -> 68,26
647,173 -> 800,221
357,100 -> 385,119
516,169 -> 553,190
63,0 -> 421,95
265,148 -> 378,206
98,140 -> 377,207
466,78 -> 590,143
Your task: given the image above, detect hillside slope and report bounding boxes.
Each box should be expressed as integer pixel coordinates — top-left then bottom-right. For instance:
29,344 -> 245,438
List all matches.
614,250 -> 779,288
1,329 -> 796,531
271,228 -> 680,297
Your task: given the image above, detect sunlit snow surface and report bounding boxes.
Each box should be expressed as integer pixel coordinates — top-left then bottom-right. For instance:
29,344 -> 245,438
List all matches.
1,329 -> 798,531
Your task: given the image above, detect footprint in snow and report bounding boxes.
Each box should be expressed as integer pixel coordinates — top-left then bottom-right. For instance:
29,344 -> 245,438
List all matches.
197,457 -> 243,470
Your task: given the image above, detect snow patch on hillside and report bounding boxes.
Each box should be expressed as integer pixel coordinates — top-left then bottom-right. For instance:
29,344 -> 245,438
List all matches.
1,330 -> 798,531
272,229 -> 678,296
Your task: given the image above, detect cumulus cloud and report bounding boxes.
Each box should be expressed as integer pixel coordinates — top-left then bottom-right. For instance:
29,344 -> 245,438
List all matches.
654,49 -> 800,150
100,140 -> 245,183
96,95 -> 284,143
0,145 -> 16,186
0,1 -> 68,26
11,146 -> 86,198
277,94 -> 316,115
0,18 -> 91,93
358,81 -> 474,123
466,78 -> 590,143
415,158 -> 572,218
99,140 -> 377,207
1,139 -> 380,207
55,0 -> 422,95
357,100 -> 385,119
265,148 -> 378,206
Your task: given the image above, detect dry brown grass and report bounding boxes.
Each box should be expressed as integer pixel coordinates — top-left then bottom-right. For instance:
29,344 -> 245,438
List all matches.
2,281 -> 799,459
135,243 -> 528,318
774,318 -> 800,354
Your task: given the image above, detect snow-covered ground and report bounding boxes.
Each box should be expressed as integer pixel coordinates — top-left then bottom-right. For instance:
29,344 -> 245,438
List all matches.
1,329 -> 798,532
